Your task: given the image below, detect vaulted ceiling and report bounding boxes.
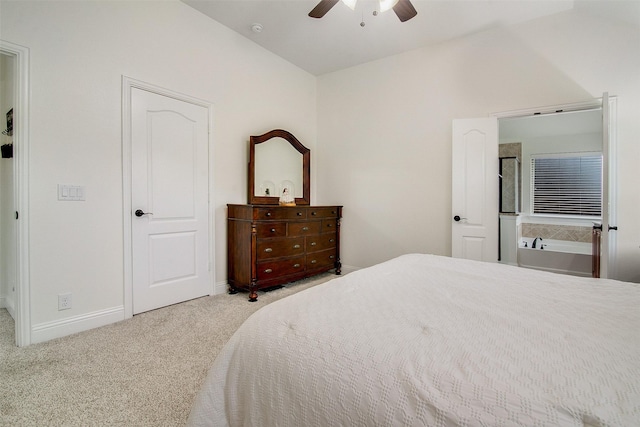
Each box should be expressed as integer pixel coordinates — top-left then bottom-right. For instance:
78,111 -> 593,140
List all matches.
181,0 -> 639,76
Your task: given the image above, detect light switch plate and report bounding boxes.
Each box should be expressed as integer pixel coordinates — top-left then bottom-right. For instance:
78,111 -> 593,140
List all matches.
58,184 -> 85,201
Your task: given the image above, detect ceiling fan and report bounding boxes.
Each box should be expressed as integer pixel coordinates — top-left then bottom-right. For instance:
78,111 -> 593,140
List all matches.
309,0 -> 417,22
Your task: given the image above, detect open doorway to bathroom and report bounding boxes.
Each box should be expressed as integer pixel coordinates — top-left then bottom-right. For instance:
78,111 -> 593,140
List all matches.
497,98 -> 617,279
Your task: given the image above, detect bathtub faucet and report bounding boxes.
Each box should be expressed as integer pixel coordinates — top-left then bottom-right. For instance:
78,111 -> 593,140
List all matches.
532,237 -> 543,248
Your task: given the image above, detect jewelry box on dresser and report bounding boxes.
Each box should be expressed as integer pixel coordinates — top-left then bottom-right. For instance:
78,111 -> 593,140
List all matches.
227,129 -> 343,301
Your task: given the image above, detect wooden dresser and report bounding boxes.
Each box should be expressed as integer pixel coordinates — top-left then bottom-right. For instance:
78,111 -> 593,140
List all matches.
227,204 -> 342,301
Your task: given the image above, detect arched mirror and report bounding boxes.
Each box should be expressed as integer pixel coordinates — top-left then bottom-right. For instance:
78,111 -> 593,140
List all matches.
248,129 -> 310,205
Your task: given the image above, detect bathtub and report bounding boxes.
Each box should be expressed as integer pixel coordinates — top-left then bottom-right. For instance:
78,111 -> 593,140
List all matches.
518,238 -> 592,277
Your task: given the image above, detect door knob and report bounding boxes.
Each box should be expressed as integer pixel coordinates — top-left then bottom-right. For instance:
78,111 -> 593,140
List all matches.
453,215 -> 466,222
135,209 -> 153,217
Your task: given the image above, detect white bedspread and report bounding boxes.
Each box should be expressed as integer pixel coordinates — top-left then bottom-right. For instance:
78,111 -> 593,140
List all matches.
188,254 -> 640,426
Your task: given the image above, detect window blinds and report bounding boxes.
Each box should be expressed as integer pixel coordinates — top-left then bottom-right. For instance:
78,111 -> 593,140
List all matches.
531,155 -> 602,217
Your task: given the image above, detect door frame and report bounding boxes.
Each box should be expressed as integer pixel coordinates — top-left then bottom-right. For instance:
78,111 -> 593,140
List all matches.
121,76 -> 215,319
0,40 -> 31,347
491,96 -> 618,277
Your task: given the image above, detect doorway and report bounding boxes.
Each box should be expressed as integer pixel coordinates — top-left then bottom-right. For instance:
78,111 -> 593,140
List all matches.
0,52 -> 17,337
496,98 -> 617,278
0,40 -> 30,347
452,96 -> 617,279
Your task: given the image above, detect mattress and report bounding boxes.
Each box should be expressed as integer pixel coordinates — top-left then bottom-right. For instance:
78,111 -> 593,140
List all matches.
188,254 -> 640,426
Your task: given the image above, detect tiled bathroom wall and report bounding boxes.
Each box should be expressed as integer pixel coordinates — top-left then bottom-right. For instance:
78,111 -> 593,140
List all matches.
499,143 -> 521,159
499,143 -> 522,213
500,158 -> 519,213
521,223 -> 592,243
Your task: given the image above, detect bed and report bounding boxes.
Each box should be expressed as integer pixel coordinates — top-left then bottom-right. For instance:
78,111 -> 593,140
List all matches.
188,254 -> 640,426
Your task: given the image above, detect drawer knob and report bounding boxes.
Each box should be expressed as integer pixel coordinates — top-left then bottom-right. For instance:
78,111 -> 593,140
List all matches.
266,212 -> 272,217
293,263 -> 301,268
264,268 -> 273,274
264,248 -> 273,253
270,228 -> 276,233
311,211 -> 317,216
302,226 -> 309,231
293,244 -> 301,249
326,224 -> 333,228
310,242 -> 317,246
330,239 -> 335,243
297,212 -> 303,216
310,259 -> 317,264
329,255 -> 335,259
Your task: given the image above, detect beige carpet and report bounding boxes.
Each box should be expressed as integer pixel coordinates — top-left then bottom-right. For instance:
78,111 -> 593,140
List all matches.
0,274 -> 335,426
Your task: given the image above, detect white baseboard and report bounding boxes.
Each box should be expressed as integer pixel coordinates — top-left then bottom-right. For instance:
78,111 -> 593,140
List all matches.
340,264 -> 360,275
31,306 -> 125,344
214,280 -> 228,295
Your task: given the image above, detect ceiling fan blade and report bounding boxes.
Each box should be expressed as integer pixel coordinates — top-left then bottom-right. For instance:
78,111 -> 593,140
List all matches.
309,0 -> 340,18
393,0 -> 417,22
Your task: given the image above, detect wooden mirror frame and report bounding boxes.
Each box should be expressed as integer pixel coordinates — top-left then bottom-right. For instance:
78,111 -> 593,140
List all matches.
248,129 -> 311,205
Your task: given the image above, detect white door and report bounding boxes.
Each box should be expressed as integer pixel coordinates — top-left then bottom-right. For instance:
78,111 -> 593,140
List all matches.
131,88 -> 210,314
451,118 -> 499,262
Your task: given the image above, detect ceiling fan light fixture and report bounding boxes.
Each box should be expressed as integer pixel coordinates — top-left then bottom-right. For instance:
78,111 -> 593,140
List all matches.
309,0 -> 416,21
379,0 -> 399,12
341,0 -> 357,11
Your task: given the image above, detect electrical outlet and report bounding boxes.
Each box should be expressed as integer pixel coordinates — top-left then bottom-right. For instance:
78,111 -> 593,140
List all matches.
58,293 -> 72,310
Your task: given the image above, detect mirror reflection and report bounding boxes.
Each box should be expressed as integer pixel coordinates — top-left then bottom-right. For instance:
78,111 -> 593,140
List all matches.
255,138 -> 303,198
248,129 -> 310,205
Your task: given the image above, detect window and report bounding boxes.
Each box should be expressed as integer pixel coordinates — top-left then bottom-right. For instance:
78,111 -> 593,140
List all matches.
530,154 -> 602,217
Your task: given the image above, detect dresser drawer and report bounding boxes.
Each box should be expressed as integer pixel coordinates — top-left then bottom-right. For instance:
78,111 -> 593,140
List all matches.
306,233 -> 337,252
308,207 -> 340,219
256,208 -> 307,220
306,249 -> 337,269
257,237 -> 304,260
257,256 -> 305,280
256,222 -> 286,238
289,221 -> 321,236
321,219 -> 337,233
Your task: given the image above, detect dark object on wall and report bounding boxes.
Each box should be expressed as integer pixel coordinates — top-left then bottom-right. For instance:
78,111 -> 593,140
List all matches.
2,108 -> 13,136
1,143 -> 13,159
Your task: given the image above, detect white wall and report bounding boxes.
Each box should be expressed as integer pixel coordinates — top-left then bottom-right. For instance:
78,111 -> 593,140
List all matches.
0,0 -> 316,341
317,8 -> 640,282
